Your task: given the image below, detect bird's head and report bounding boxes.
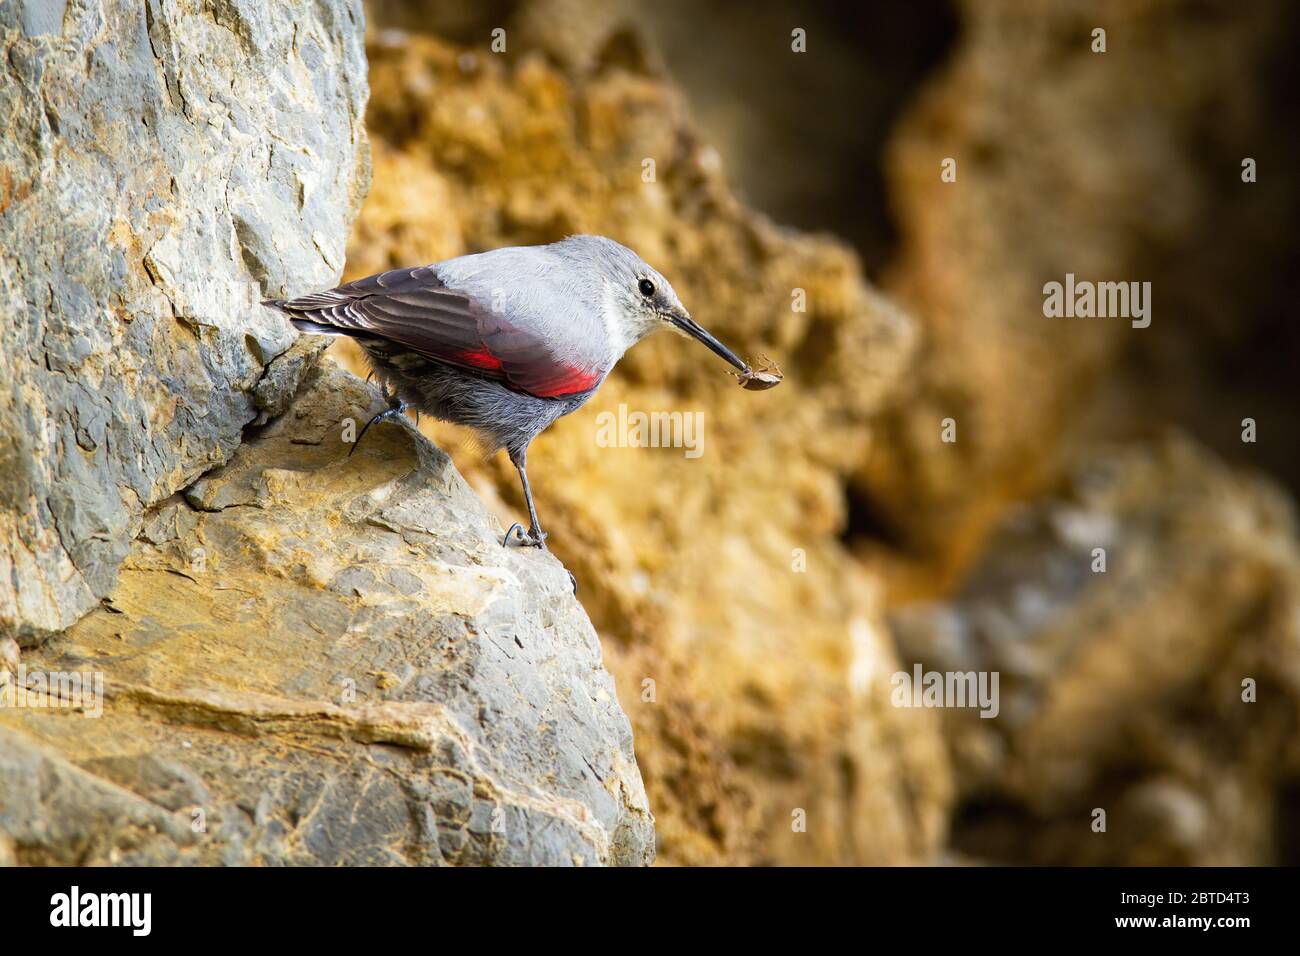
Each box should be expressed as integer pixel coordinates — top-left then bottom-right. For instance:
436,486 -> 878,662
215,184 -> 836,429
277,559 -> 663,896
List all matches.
557,235 -> 749,371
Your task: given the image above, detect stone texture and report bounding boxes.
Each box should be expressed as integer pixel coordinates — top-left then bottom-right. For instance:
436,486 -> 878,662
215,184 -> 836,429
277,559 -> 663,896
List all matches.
892,435 -> 1300,865
338,25 -> 950,866
8,0 -> 1293,870
0,0 -> 370,643
0,363 -> 653,865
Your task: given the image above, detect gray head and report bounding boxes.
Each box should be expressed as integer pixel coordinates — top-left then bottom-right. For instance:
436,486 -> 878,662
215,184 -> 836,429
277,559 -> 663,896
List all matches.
550,235 -> 748,370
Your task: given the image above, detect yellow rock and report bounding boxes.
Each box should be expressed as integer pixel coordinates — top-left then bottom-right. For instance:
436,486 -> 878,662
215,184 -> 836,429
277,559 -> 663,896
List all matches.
340,30 -> 950,865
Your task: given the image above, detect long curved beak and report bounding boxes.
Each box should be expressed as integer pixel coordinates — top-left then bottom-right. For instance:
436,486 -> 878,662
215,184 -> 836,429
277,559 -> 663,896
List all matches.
669,313 -> 748,372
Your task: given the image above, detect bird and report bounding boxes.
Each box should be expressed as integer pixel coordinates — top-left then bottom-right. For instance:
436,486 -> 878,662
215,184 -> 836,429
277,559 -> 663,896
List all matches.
262,235 -> 751,552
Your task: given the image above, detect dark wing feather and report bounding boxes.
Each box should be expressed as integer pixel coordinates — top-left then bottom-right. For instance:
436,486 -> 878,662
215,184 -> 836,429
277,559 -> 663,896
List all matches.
269,266 -> 600,398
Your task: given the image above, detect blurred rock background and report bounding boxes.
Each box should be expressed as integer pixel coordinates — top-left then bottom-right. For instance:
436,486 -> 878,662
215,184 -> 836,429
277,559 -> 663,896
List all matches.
346,0 -> 1300,864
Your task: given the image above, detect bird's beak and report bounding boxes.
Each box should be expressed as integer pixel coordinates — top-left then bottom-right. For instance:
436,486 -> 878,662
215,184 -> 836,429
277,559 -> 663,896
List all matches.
668,312 -> 748,372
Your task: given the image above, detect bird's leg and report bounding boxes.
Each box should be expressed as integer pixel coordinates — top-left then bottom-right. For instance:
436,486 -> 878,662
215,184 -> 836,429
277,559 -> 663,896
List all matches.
503,447 -> 547,549
503,450 -> 576,592
350,382 -> 412,457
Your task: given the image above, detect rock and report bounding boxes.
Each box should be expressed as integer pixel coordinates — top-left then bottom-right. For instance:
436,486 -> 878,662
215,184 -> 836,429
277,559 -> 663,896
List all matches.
16,0 -> 1285,871
0,0 -> 370,644
0,363 -> 653,865
891,435 -> 1300,865
868,0 -> 1298,584
340,26 -> 950,865
0,636 -> 18,674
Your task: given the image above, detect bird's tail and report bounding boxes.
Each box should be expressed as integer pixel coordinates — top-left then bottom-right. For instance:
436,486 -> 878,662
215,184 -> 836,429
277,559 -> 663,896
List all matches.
261,298 -> 351,336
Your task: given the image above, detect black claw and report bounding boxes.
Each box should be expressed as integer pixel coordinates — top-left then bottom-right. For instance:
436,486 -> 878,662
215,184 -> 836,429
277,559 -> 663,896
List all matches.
349,411 -> 383,457
501,523 -> 547,549
567,570 -> 578,595
349,403 -> 408,457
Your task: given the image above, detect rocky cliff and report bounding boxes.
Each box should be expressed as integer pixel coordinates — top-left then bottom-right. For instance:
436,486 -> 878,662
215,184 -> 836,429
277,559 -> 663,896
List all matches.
339,0 -> 1300,866
339,23 -> 949,866
1,0 -> 652,866
1,364 -> 652,865
5,0 -> 1298,869
1,0 -> 368,641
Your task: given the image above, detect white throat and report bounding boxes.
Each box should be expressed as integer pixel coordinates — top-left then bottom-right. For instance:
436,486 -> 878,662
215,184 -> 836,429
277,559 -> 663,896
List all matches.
599,288 -> 636,359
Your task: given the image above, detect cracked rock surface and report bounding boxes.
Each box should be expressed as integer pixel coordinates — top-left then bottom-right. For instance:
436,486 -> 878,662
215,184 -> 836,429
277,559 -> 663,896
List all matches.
0,0 -> 369,643
0,0 -> 650,867
0,363 -> 654,865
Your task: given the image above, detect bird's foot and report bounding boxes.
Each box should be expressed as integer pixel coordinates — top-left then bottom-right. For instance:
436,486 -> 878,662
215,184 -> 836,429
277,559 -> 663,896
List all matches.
501,525 -> 574,592
502,522 -> 548,549
349,400 -> 412,457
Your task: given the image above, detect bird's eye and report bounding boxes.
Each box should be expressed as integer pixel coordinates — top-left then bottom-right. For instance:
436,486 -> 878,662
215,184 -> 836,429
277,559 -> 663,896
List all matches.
638,278 -> 656,297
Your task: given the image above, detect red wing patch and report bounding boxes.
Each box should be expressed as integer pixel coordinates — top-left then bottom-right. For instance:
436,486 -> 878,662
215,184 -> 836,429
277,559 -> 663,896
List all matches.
459,348 -> 597,397
528,365 -> 602,398
456,348 -> 505,371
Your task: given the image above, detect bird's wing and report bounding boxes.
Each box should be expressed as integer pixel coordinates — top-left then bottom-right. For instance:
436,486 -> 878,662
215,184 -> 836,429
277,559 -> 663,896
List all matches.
272,266 -> 602,398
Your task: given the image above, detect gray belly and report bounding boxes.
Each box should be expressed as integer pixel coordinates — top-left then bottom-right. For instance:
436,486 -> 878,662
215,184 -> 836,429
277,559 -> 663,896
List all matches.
357,339 -> 594,454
